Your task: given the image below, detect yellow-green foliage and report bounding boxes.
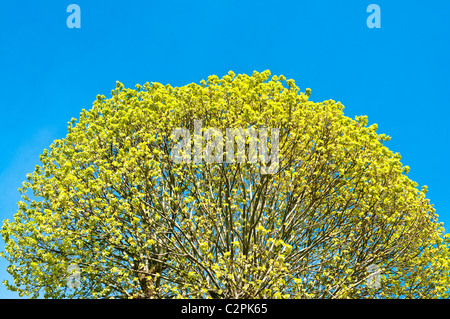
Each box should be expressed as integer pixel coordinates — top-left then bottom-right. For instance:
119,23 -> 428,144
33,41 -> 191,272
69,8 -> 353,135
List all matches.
1,70 -> 449,298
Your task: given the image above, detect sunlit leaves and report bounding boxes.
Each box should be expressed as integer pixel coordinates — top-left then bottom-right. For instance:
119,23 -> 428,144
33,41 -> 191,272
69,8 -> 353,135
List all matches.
1,70 -> 449,299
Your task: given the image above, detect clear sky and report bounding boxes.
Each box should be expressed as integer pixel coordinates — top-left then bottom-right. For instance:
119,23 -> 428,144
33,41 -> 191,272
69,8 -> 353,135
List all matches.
0,0 -> 449,298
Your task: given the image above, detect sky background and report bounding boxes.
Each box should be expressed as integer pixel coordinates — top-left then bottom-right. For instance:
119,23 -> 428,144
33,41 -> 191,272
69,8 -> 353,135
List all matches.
0,0 -> 449,298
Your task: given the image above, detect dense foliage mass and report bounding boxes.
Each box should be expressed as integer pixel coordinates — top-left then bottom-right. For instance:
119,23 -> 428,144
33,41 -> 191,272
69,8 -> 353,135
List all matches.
2,70 -> 449,298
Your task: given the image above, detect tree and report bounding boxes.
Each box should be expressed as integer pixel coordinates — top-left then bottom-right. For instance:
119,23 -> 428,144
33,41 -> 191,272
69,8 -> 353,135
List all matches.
1,70 -> 449,299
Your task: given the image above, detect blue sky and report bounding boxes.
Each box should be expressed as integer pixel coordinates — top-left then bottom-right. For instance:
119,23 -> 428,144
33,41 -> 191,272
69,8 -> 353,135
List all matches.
0,0 -> 449,298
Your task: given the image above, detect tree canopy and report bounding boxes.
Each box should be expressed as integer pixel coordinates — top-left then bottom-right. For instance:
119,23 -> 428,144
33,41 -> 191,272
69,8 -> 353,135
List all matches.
2,70 -> 449,298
